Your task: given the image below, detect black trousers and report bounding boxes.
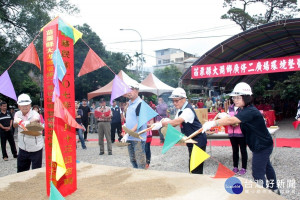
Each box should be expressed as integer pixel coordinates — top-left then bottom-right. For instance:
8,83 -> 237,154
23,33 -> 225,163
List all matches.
82,120 -> 89,140
0,130 -> 17,159
188,145 -> 206,174
17,148 -> 43,173
229,137 -> 248,169
111,122 -> 122,142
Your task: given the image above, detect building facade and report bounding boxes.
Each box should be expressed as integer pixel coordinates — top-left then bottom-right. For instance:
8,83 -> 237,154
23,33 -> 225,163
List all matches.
153,48 -> 197,72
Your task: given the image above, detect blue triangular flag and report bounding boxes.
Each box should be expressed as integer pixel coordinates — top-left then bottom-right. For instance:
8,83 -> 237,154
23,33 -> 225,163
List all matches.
50,181 -> 65,200
52,39 -> 66,81
137,100 -> 158,129
52,63 -> 60,102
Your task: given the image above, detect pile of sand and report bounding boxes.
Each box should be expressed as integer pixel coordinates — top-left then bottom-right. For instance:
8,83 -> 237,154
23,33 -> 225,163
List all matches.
0,162 -> 285,200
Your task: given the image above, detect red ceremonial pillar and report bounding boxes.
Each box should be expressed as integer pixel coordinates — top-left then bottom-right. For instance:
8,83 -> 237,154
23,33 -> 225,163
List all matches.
43,22 -> 77,196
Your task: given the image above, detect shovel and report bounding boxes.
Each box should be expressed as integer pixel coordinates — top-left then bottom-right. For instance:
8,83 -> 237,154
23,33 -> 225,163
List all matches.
122,125 -> 143,140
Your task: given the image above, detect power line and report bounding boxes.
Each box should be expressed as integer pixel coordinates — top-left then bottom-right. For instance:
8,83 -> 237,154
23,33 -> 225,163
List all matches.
146,24 -> 237,40
107,34 -> 234,45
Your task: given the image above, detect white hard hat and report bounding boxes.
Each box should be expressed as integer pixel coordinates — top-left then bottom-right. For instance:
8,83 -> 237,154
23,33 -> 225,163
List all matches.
169,88 -> 187,98
17,94 -> 32,105
229,82 -> 253,96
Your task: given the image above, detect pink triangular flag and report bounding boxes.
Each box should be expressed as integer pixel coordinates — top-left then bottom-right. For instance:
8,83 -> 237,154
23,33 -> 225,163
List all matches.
17,42 -> 41,70
212,163 -> 235,178
77,48 -> 106,77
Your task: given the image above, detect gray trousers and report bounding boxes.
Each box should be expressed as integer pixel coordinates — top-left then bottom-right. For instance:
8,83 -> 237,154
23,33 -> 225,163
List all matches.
98,122 -> 112,153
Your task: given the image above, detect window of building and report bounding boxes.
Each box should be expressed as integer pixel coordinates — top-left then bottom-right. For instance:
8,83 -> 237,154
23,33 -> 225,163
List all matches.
163,59 -> 170,64
175,57 -> 184,62
158,60 -> 161,64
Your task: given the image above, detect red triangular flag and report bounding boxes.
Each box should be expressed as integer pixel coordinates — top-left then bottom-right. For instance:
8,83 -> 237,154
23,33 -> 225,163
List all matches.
77,48 -> 106,77
292,121 -> 300,130
54,96 -> 84,129
17,42 -> 41,70
212,163 -> 235,178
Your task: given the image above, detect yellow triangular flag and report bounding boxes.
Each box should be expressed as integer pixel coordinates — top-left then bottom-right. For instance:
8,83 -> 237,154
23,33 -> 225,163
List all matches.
190,144 -> 210,172
71,26 -> 83,44
52,130 -> 66,181
66,21 -> 83,44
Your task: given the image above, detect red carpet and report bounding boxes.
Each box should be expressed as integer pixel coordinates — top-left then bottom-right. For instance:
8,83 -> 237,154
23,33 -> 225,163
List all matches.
87,138 -> 300,148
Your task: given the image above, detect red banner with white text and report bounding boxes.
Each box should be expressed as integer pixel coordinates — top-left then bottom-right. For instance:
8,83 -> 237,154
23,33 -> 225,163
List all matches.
43,24 -> 76,196
192,55 -> 300,79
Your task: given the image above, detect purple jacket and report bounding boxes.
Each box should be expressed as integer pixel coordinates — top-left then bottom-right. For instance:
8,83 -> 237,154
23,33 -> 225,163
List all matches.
156,102 -> 168,121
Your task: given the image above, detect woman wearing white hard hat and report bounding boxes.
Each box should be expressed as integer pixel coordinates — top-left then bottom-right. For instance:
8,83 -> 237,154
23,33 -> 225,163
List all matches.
153,87 -> 207,174
202,82 -> 280,194
13,94 -> 44,173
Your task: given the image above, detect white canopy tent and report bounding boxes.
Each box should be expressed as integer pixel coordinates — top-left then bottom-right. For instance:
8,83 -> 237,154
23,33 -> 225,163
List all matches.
141,73 -> 175,96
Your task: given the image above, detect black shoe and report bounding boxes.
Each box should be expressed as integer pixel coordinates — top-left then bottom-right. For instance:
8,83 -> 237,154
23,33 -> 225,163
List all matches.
108,152 -> 112,155
99,152 -> 104,155
271,189 -> 281,195
85,139 -> 89,142
13,154 -> 18,158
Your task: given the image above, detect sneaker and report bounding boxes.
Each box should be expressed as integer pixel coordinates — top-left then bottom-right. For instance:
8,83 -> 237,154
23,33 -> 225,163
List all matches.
99,152 -> 104,155
3,157 -> 8,161
232,167 -> 239,174
239,168 -> 247,175
108,152 -> 112,155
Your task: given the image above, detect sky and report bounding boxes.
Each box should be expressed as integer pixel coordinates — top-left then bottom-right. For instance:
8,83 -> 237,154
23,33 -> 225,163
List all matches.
57,0 -> 300,71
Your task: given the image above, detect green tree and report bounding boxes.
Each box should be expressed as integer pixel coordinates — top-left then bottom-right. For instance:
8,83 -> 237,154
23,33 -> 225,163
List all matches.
0,0 -> 78,105
74,24 -> 131,100
273,71 -> 300,100
221,0 -> 299,31
0,0 -> 78,41
252,75 -> 270,98
154,65 -> 182,88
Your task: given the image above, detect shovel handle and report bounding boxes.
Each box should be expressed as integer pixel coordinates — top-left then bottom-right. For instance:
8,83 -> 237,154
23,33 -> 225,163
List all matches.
213,113 -> 219,121
138,124 -> 155,135
185,128 -> 203,140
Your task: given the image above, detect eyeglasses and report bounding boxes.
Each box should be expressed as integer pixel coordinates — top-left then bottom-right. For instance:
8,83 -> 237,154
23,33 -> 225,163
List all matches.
172,98 -> 183,103
232,96 -> 242,100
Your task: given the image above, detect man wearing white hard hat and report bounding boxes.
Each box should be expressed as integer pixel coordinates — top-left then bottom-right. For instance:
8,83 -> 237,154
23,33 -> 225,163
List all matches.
121,82 -> 147,169
202,82 -> 280,194
13,94 -> 44,173
153,87 -> 207,174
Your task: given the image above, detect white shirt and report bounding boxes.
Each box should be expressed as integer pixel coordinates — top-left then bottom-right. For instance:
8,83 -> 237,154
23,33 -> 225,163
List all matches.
175,101 -> 195,124
14,109 -> 44,152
